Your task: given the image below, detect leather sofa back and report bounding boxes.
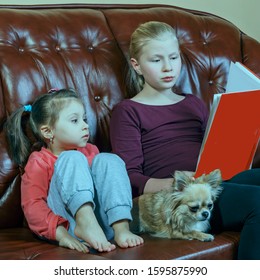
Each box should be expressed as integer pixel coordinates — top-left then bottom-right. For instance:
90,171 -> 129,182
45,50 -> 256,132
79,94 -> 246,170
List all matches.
0,4 -> 259,229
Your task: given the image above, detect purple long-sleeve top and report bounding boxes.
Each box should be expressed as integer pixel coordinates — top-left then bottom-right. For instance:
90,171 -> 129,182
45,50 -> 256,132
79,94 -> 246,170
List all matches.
110,94 -> 209,198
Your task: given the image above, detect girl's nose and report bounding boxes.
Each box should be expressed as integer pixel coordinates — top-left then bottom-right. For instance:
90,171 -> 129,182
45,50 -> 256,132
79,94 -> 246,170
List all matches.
83,122 -> 89,130
163,59 -> 173,72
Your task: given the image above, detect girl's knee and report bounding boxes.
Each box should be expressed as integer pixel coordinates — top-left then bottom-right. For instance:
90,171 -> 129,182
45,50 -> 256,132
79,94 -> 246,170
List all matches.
93,153 -> 125,165
92,153 -> 125,167
228,169 -> 260,185
56,150 -> 89,166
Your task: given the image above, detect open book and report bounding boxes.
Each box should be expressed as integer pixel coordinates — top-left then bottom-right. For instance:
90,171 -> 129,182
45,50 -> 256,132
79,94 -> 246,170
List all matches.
195,62 -> 260,180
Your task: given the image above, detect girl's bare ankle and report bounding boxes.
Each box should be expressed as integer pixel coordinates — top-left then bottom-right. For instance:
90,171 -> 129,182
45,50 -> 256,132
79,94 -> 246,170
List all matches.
112,219 -> 130,234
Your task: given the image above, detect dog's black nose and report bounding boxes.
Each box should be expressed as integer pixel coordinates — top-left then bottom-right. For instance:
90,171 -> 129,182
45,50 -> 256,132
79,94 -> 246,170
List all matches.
202,211 -> 209,218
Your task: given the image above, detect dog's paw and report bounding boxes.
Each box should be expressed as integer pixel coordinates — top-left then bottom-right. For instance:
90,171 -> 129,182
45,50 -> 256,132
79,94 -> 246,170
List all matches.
188,232 -> 214,242
201,233 -> 214,242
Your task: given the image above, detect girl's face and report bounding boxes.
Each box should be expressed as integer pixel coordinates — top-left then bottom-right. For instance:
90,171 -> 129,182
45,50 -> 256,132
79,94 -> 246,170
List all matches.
51,100 -> 89,154
131,33 -> 182,92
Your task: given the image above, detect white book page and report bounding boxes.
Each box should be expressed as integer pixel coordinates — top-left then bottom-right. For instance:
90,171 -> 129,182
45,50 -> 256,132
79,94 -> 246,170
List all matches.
196,93 -> 222,167
226,62 -> 260,93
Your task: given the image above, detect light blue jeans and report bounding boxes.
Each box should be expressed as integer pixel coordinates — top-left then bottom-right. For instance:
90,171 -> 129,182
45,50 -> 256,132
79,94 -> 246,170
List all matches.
47,151 -> 133,240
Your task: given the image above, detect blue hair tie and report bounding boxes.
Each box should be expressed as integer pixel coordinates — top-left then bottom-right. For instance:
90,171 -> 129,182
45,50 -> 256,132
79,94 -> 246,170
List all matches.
24,104 -> 32,112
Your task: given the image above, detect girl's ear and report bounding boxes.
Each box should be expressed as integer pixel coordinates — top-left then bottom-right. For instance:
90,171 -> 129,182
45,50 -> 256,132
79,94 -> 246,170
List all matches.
130,58 -> 142,75
40,125 -> 53,140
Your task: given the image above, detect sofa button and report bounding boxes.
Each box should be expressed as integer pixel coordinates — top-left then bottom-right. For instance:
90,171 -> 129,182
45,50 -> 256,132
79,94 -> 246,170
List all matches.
19,47 -> 24,52
56,46 -> 61,51
88,45 -> 94,52
209,80 -> 213,85
94,95 -> 101,101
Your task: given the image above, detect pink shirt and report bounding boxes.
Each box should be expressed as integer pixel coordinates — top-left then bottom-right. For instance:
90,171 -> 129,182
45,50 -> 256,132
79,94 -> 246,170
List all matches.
21,144 -> 99,240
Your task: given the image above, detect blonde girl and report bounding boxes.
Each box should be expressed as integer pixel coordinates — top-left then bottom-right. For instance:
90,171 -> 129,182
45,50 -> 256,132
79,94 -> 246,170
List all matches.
110,21 -> 260,259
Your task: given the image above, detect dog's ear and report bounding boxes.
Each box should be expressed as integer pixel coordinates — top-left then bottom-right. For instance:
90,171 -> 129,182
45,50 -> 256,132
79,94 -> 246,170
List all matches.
174,170 -> 192,191
205,169 -> 223,199
205,169 -> 222,188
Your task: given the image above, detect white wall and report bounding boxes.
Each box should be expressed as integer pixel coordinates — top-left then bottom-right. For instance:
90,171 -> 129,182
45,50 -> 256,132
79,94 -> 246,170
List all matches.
0,0 -> 259,41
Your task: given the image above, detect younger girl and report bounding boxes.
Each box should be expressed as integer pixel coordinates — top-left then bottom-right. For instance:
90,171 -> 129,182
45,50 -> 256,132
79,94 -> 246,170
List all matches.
5,88 -> 143,253
110,21 -> 260,259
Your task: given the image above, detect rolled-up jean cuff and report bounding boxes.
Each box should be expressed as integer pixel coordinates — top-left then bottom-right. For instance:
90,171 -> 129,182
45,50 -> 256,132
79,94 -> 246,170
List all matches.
68,190 -> 94,217
107,205 -> 132,226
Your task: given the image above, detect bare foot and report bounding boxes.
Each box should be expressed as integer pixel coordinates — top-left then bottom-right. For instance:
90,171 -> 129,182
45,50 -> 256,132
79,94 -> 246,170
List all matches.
113,220 -> 144,248
74,203 -> 116,252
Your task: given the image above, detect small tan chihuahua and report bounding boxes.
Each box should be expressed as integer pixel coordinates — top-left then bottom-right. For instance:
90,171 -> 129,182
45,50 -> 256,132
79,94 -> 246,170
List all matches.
138,169 -> 222,241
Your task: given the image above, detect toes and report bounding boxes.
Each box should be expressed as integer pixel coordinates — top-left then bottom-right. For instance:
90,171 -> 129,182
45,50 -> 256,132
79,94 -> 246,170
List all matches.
136,236 -> 144,245
128,238 -> 137,247
97,242 -> 116,252
124,237 -> 143,248
91,242 -> 100,251
114,232 -> 144,249
127,236 -> 144,247
108,243 -> 116,251
120,241 -> 129,248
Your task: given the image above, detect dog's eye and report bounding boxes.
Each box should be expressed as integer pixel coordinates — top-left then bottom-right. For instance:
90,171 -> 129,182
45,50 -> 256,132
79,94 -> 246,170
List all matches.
189,206 -> 199,212
207,203 -> 213,209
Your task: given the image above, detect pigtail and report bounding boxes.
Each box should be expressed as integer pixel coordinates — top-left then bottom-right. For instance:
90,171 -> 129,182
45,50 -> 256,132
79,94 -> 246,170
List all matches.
5,106 -> 32,166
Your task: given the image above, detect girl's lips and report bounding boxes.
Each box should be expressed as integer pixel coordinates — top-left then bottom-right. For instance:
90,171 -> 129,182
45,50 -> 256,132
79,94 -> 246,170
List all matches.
162,76 -> 174,82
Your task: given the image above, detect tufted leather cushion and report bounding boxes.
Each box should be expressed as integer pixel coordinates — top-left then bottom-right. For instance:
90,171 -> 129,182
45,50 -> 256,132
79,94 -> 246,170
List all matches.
0,4 -> 259,259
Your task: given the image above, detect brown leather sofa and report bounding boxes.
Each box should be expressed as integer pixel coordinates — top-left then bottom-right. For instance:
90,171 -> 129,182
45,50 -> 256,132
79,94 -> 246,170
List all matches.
0,4 -> 259,260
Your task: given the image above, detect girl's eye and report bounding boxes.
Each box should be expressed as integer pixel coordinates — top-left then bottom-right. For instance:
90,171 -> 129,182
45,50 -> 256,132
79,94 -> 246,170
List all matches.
151,59 -> 160,62
71,119 -> 78,123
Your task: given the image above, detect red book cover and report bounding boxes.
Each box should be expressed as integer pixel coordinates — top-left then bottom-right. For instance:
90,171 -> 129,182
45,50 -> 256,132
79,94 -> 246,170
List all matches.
195,62 -> 260,180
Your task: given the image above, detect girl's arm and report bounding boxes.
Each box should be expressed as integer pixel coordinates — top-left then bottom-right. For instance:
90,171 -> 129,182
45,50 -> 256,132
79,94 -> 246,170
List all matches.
21,156 -> 68,241
144,171 -> 195,193
110,103 -> 150,197
143,177 -> 174,193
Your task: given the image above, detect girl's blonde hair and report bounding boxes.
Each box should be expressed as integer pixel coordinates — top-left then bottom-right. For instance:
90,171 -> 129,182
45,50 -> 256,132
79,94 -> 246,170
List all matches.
5,88 -> 82,166
127,21 -> 179,97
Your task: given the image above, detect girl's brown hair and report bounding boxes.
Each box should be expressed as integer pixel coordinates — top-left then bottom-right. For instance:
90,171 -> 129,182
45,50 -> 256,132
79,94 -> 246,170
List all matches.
5,88 -> 82,166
